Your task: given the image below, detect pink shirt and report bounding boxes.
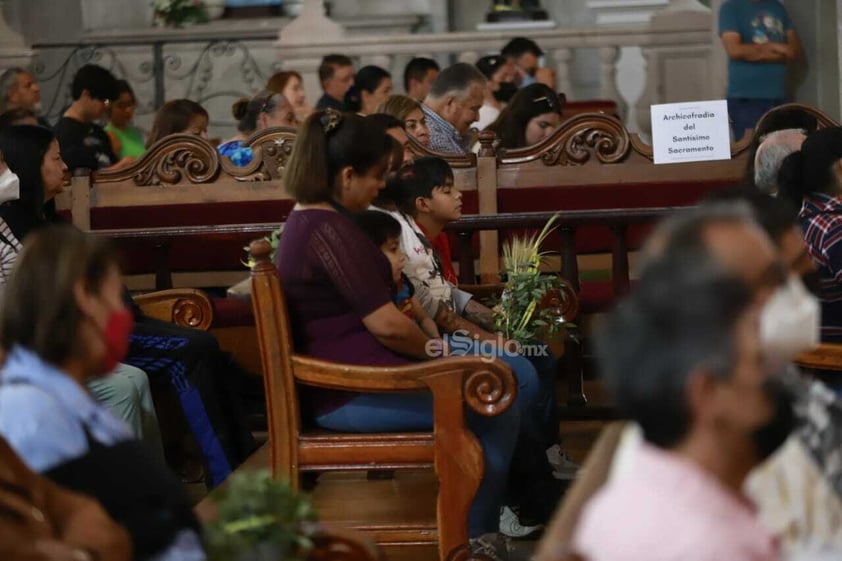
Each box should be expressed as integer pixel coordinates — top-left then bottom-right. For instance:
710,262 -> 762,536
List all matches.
573,441 -> 779,561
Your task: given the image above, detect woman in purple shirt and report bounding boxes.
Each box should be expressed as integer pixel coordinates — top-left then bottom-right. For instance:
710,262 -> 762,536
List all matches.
275,109 -> 538,542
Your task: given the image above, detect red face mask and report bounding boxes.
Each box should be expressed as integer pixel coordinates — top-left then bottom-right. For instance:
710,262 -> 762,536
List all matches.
100,308 -> 135,373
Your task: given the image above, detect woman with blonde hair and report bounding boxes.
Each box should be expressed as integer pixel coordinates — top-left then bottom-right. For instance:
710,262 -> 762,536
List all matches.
376,94 -> 430,146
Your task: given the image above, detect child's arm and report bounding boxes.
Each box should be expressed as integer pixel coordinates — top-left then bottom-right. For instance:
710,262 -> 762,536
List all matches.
411,296 -> 440,339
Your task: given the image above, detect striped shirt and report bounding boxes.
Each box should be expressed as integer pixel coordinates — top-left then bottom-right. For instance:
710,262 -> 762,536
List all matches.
422,104 -> 470,155
0,218 -> 23,288
799,192 -> 842,341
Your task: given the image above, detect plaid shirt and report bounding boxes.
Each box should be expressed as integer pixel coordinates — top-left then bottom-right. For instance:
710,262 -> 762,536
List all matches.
421,104 -> 469,155
800,193 -> 842,341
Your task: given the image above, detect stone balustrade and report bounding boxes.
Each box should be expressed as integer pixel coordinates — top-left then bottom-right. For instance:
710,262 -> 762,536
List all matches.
5,0 -> 718,139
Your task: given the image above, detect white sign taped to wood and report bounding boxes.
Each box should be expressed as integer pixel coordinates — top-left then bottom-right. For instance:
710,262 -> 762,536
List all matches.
650,100 -> 732,165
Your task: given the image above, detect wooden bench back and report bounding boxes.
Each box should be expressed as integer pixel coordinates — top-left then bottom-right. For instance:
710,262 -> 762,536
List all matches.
65,103 -> 838,289
55,127 -> 297,289
58,127 -> 299,229
412,112 -> 752,283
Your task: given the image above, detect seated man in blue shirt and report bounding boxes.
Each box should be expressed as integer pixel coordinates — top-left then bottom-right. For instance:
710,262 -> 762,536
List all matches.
719,0 -> 802,140
422,63 -> 486,155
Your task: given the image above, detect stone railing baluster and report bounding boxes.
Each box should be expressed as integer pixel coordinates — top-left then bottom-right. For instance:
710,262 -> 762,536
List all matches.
599,46 -> 627,122
553,47 -> 573,97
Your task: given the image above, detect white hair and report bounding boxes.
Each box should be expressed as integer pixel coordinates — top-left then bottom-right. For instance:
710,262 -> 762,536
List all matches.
754,128 -> 806,195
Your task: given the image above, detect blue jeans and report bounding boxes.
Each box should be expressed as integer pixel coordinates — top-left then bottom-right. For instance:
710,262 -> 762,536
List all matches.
316,343 -> 541,537
728,98 -> 786,141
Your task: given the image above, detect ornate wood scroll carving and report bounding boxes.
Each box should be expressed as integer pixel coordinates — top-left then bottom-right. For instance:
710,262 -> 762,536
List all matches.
499,112 -> 630,167
133,288 -> 214,331
222,126 -> 299,181
408,135 -> 478,169
94,133 -> 221,186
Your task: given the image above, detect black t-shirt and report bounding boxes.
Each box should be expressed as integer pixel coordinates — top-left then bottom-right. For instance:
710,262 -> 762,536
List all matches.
54,116 -> 117,171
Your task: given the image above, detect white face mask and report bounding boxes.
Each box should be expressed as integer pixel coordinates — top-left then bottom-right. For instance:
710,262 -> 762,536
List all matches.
0,166 -> 20,202
761,274 -> 820,363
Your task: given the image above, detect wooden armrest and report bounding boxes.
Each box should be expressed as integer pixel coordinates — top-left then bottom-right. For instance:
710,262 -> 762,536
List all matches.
795,343 -> 842,372
291,355 -> 515,417
133,288 -> 214,330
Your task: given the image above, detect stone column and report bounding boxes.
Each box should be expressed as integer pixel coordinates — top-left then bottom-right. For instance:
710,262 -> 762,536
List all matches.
0,0 -> 32,70
599,46 -> 627,121
553,48 -> 573,98
276,0 -> 344,106
708,0 -> 727,99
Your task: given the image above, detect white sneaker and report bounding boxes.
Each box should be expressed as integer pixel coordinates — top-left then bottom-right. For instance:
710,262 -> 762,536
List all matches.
546,444 -> 579,480
499,505 -> 543,539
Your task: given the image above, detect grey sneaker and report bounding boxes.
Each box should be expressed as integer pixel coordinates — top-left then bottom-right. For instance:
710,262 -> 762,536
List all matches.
469,532 -> 512,561
546,444 -> 580,480
499,506 -> 543,539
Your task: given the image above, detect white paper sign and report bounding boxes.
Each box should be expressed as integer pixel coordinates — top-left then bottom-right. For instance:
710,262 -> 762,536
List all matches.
650,100 -> 732,165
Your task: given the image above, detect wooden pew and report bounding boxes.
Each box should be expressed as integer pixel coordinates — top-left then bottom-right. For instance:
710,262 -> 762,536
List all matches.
245,239 -> 516,561
60,103 -> 838,294
55,127 -> 298,291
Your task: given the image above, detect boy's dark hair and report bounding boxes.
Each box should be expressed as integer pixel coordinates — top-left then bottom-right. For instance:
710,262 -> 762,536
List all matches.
71,64 -> 119,101
502,37 -> 543,59
367,113 -> 404,133
397,156 -> 453,216
318,54 -> 353,84
403,57 -> 440,92
352,210 -> 402,247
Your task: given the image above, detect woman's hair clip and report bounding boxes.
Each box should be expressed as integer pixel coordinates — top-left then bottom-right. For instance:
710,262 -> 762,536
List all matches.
258,93 -> 276,114
320,108 -> 343,134
532,94 -> 562,114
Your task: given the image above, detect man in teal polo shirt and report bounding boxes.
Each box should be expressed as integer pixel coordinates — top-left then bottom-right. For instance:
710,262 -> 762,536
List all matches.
719,0 -> 801,140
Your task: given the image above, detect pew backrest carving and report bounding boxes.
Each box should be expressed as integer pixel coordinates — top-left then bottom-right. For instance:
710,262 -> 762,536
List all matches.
59,129 -> 298,218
